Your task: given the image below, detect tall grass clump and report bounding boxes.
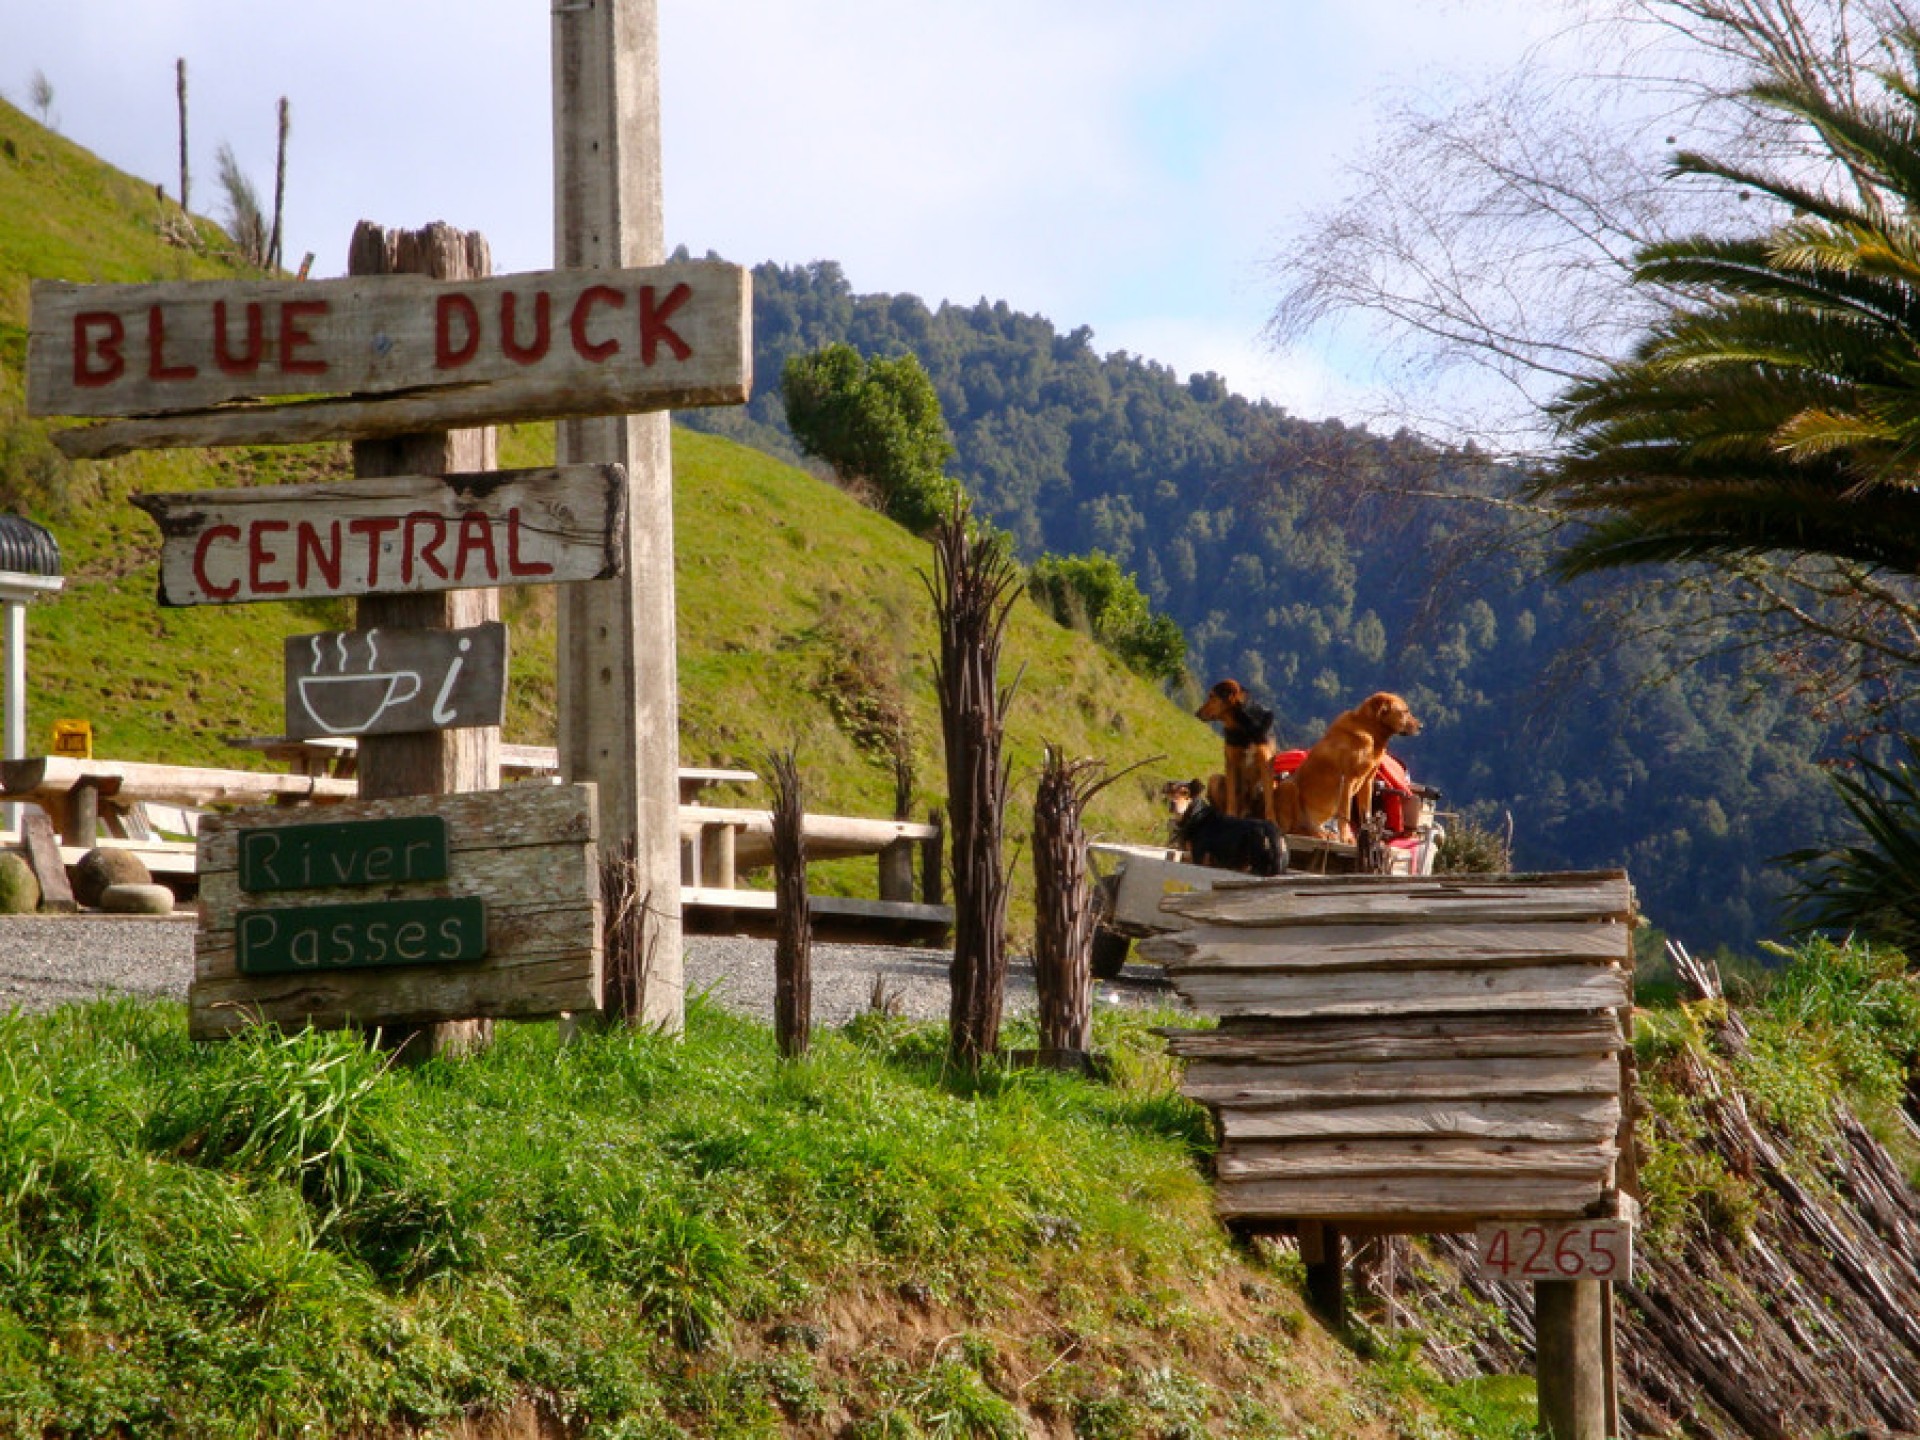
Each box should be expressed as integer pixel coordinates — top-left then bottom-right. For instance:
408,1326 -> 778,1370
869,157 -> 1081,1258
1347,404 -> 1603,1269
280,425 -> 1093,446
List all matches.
144,1024 -> 471,1284
1739,936 -> 1920,1137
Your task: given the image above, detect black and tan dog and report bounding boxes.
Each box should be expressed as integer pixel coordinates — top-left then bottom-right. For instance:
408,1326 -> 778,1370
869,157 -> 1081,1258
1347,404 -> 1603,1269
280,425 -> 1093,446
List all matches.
1194,678 -> 1279,821
1167,779 -> 1287,877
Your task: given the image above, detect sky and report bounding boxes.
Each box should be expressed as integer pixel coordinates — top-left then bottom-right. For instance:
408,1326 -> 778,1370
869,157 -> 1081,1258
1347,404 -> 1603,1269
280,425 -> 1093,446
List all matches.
0,1 -> 1552,422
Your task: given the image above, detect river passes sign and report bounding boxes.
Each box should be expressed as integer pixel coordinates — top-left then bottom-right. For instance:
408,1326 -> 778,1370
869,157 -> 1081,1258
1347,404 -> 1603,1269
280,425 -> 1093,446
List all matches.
26,258 -> 750,456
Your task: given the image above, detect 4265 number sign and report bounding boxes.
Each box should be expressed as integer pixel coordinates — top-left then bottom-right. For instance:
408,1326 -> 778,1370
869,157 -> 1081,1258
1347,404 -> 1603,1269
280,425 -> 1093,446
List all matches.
1474,1220 -> 1633,1283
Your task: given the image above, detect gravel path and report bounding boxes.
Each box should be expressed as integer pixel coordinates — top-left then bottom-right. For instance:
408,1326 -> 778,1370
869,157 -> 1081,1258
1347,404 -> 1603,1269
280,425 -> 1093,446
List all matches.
0,914 -> 1184,1025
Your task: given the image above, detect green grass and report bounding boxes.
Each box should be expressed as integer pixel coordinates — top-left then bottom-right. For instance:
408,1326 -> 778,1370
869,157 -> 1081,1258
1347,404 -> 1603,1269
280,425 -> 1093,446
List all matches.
0,998 -> 1480,1438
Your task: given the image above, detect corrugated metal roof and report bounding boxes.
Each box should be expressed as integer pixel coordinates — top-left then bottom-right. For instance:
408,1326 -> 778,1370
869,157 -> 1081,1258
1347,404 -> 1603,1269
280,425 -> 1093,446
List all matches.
0,516 -> 60,578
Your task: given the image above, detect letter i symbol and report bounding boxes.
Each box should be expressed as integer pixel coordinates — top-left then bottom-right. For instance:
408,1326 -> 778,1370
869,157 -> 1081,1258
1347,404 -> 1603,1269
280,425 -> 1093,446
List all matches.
431,637 -> 470,725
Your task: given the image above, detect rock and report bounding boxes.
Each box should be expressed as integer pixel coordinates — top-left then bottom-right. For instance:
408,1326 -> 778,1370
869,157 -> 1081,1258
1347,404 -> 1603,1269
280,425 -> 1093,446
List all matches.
0,853 -> 40,914
98,883 -> 174,916
73,848 -> 152,908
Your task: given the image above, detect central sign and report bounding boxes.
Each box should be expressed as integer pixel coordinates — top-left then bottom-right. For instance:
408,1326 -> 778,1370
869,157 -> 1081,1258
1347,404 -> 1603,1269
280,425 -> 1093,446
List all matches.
131,464 -> 624,606
28,259 -> 751,457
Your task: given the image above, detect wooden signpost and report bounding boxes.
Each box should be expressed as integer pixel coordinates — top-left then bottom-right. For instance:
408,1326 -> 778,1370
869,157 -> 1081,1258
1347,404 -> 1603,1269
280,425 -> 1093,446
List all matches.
130,464 -> 626,606
191,784 -> 601,1039
31,1 -> 745,1039
284,622 -> 507,739
28,260 -> 749,458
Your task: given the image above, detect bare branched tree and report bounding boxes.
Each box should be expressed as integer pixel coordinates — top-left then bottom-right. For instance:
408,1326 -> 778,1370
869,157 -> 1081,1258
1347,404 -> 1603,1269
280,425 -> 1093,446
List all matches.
1268,0 -> 1920,725
28,70 -> 52,128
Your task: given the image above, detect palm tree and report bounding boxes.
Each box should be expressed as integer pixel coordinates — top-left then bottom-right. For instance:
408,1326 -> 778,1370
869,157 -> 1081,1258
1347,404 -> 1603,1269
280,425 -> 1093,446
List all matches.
1539,28 -> 1920,582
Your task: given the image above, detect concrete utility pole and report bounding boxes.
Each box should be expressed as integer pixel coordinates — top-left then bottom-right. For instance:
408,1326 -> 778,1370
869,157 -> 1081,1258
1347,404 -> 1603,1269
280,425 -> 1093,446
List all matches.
552,0 -> 683,1031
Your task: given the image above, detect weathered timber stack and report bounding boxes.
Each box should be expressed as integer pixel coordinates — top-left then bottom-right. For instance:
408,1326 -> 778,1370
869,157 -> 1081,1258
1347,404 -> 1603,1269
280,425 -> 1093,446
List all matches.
1147,871 -> 1637,1230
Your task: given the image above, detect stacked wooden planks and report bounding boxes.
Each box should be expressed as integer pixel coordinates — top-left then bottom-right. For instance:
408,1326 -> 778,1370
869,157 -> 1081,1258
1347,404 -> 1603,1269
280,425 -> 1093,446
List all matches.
1147,871 -> 1635,1230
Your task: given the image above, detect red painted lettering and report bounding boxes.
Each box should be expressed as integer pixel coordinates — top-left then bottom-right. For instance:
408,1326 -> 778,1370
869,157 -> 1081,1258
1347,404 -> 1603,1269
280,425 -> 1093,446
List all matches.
248,520 -> 290,595
295,520 -> 342,591
349,516 -> 401,587
191,524 -> 241,601
214,300 -> 266,376
278,300 -> 329,375
639,282 -> 693,365
453,512 -> 499,581
505,507 -> 554,577
73,312 -> 126,388
436,293 -> 481,369
501,291 -> 552,365
146,305 -> 198,382
570,285 -> 624,362
402,512 -> 449,585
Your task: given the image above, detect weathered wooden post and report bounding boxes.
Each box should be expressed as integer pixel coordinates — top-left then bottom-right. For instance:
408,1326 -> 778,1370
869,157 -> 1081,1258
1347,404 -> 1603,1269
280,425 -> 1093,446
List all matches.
553,0 -> 683,1031
768,749 -> 811,1059
1536,1279 -> 1609,1439
347,218 -> 500,1062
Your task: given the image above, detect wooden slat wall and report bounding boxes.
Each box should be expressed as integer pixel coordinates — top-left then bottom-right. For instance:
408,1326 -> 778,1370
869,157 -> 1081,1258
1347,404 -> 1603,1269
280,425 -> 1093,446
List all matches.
1155,870 -> 1635,1230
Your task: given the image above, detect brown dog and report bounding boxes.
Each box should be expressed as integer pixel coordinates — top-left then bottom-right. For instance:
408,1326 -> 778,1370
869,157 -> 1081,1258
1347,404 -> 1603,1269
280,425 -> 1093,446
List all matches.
1194,679 -> 1278,821
1275,692 -> 1422,842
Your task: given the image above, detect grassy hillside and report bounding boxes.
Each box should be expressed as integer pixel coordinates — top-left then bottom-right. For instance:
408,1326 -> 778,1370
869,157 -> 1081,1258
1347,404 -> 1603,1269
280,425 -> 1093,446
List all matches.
0,996 -> 1535,1439
0,96 -> 1216,935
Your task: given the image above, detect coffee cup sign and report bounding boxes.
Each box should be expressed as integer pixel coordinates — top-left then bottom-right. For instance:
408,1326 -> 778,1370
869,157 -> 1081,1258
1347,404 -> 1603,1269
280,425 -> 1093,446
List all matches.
285,623 -> 507,740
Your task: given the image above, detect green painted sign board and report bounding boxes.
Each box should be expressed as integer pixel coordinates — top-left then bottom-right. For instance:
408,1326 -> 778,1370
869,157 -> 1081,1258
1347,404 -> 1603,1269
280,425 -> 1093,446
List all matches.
236,897 -> 487,976
238,815 -> 449,893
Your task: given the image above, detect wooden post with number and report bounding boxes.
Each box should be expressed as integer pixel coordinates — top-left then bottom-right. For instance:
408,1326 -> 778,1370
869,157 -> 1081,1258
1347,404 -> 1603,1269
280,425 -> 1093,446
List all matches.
553,0 -> 683,1031
347,218 -> 501,1061
1536,1279 -> 1610,1439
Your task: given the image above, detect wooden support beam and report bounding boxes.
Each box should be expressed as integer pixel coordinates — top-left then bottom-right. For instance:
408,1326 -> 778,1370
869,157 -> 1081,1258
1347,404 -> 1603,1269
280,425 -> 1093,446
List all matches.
1536,1279 -> 1608,1440
348,219 -> 500,1063
19,809 -> 74,911
554,0 -> 684,1031
1298,1221 -> 1345,1327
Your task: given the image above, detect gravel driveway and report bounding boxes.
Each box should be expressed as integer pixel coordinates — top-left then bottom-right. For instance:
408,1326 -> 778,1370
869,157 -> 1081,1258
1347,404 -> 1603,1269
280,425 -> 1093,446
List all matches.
0,914 -> 1182,1027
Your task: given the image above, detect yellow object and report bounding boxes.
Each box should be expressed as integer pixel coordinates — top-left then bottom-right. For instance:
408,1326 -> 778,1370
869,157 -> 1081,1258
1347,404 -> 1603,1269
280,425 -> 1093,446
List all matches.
51,719 -> 92,759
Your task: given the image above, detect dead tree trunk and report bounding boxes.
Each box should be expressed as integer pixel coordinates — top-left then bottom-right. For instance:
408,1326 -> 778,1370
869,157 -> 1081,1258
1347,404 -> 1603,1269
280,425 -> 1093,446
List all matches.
348,218 -> 500,1063
929,503 -> 1021,1073
1031,747 -> 1104,1060
768,749 -> 811,1059
175,59 -> 188,212
268,97 -> 289,273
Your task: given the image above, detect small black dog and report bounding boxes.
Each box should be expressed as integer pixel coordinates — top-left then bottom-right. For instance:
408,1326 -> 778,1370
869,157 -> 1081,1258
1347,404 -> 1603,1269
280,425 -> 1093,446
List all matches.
1167,779 -> 1287,877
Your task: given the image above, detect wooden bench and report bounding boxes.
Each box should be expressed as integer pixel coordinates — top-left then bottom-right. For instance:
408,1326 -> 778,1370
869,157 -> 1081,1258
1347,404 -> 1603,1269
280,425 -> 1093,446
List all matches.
1,756 -> 358,848
681,886 -> 954,945
227,736 -> 759,802
678,805 -> 939,897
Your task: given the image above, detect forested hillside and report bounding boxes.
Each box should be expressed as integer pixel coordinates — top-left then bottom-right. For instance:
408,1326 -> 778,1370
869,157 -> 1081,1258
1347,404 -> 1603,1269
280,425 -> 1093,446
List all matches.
680,257 -> 1846,951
